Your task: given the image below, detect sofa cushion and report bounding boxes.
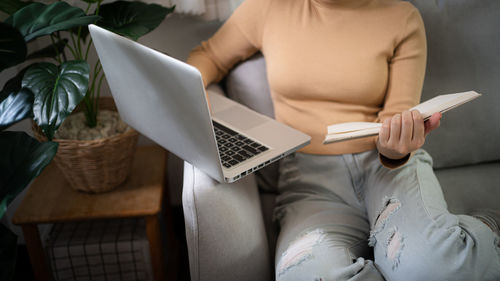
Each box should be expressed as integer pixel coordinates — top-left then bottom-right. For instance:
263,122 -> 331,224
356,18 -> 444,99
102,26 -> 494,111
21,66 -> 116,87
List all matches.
225,53 -> 274,118
409,0 -> 500,168
435,161 -> 500,214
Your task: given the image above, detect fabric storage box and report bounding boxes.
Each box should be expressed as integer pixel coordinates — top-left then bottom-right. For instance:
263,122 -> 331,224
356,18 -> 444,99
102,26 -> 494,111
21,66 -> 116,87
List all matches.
45,218 -> 153,281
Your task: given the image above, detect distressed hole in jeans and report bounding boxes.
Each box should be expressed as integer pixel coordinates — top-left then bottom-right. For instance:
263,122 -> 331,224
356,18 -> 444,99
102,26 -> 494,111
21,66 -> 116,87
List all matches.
278,229 -> 326,277
386,228 -> 404,269
369,198 -> 401,247
374,198 -> 401,230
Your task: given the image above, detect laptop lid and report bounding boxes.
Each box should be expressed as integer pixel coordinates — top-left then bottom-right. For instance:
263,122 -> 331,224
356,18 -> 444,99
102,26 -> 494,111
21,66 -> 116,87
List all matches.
89,24 -> 224,181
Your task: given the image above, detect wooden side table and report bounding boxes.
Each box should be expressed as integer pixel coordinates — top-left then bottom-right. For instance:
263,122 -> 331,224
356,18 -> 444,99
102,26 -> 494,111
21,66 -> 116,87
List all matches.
13,145 -> 175,281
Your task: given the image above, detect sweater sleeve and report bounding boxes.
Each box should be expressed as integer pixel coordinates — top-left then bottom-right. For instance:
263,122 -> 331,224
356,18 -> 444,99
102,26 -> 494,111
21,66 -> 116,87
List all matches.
377,5 -> 427,122
186,0 -> 271,87
376,5 -> 427,168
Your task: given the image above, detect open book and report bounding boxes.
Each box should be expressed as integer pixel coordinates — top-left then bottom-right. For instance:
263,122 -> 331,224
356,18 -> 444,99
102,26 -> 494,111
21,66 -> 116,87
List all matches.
323,91 -> 481,144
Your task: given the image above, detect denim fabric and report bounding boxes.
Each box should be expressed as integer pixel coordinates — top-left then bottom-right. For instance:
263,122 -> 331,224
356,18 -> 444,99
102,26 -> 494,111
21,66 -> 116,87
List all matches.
274,149 -> 500,281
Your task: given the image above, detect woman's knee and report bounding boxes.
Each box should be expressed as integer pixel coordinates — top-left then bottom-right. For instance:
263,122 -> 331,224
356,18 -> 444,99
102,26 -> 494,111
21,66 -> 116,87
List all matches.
373,215 -> 499,281
276,229 -> 383,281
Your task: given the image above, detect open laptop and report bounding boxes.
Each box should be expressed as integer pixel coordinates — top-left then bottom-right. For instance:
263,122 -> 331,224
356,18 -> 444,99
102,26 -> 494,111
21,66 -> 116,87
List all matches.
89,24 -> 310,183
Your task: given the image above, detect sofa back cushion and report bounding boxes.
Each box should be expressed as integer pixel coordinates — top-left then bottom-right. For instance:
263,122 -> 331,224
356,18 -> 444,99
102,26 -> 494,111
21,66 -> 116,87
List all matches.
410,0 -> 500,168
226,0 -> 500,171
226,54 -> 275,118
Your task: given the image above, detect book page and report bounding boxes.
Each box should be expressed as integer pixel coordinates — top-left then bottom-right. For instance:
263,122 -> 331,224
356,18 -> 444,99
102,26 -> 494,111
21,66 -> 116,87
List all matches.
327,122 -> 381,135
410,91 -> 480,119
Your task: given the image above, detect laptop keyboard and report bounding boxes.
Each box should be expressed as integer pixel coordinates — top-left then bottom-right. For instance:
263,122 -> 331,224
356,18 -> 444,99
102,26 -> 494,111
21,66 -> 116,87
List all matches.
213,121 -> 269,169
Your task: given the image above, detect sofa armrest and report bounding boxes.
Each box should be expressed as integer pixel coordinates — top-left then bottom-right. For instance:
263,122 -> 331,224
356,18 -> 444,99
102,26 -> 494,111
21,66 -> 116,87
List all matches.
182,161 -> 272,281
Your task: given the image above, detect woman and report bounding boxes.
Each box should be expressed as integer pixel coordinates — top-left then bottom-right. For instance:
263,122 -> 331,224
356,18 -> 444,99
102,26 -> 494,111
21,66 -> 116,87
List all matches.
187,0 -> 500,280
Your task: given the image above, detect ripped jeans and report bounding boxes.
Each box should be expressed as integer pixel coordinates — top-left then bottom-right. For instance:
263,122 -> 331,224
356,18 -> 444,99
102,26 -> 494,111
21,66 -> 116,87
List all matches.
274,149 -> 500,281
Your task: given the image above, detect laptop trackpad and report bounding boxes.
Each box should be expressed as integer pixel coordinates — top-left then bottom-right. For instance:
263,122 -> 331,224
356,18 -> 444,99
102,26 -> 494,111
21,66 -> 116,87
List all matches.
214,106 -> 268,130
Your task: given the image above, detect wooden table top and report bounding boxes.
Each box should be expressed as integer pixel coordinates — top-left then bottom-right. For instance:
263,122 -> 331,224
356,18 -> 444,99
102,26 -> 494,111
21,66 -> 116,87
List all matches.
13,145 -> 167,225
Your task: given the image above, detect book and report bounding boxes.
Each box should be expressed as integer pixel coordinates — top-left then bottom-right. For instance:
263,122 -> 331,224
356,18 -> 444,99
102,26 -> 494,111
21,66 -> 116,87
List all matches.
323,91 -> 481,144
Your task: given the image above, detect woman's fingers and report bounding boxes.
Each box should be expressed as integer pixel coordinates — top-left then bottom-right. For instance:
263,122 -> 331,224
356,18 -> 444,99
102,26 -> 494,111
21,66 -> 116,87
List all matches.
424,112 -> 442,136
388,114 -> 401,144
411,110 -> 425,147
378,110 -> 441,160
379,118 -> 391,144
400,111 -> 414,144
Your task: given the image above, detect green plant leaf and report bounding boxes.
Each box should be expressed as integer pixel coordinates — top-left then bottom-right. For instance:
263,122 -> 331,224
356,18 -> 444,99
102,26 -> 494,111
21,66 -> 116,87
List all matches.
0,224 -> 17,281
97,1 -> 175,41
26,39 -> 68,60
5,2 -> 101,42
0,131 -> 57,219
0,0 -> 31,15
0,22 -> 27,72
0,89 -> 33,131
22,61 -> 89,140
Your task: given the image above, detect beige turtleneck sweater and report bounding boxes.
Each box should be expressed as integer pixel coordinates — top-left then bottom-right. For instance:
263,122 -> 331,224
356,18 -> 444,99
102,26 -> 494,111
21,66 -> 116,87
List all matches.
187,0 -> 427,155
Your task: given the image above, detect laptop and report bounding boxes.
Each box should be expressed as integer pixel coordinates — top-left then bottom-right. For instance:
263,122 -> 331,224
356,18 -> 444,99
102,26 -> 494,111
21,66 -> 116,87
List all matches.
89,24 -> 310,183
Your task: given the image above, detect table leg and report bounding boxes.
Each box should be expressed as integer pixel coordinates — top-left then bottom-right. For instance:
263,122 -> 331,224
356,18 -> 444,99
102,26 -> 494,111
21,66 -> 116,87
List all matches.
146,214 -> 165,281
21,224 -> 51,281
161,155 -> 179,281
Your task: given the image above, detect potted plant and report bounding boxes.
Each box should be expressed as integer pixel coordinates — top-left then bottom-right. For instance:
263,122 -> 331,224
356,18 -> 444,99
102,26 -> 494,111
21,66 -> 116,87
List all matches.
2,0 -> 174,191
0,0 -> 174,278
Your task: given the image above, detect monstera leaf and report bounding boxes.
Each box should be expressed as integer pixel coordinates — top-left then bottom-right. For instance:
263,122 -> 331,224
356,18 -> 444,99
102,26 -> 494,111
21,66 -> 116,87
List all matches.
98,1 -> 174,41
0,0 -> 31,15
0,131 -> 57,219
22,61 -> 89,140
0,89 -> 33,131
0,22 -> 27,72
5,2 -> 101,42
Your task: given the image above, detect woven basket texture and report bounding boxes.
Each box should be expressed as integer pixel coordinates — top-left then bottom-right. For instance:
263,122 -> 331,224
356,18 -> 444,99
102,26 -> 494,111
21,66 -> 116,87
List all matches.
32,97 -> 139,193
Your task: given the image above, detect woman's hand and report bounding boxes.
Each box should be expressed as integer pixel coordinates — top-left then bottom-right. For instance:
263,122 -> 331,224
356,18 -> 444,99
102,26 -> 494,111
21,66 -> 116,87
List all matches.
376,110 -> 442,160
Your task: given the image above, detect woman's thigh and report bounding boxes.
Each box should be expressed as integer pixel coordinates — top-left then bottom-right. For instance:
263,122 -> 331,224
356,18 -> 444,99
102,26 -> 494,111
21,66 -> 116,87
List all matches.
274,152 -> 385,281
363,149 -> 500,281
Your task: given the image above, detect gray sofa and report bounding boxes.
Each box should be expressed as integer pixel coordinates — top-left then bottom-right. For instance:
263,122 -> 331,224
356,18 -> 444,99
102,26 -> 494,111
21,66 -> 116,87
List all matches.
182,1 -> 500,280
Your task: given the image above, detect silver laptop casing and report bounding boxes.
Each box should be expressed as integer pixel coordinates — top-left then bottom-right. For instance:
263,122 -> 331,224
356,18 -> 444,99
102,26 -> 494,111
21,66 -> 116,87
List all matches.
89,25 -> 310,183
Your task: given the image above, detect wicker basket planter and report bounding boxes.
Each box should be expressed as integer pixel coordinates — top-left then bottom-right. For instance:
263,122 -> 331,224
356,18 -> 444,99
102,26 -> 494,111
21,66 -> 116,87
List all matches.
32,97 -> 139,193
